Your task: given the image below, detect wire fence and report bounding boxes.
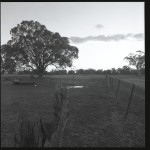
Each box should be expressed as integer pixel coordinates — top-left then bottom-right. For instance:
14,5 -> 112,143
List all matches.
105,75 -> 145,119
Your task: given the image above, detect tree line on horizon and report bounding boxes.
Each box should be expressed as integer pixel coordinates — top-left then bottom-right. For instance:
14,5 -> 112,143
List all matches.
13,66 -> 144,76
1,20 -> 145,77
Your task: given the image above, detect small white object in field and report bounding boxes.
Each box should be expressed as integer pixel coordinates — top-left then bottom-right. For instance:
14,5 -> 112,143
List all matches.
67,85 -> 84,89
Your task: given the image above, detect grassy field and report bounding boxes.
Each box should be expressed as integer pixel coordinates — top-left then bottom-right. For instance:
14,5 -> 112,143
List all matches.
110,75 -> 145,88
1,74 -> 145,147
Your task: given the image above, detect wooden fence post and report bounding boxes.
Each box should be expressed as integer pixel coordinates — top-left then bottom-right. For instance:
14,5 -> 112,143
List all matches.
124,84 -> 135,119
48,87 -> 69,147
116,80 -> 120,99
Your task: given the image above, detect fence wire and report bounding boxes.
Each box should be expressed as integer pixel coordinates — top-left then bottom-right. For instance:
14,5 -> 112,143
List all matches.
106,75 -> 145,119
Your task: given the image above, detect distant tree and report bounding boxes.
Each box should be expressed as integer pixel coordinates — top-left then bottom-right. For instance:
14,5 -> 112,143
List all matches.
116,66 -> 134,75
76,68 -> 96,74
76,69 -> 85,74
103,69 -> 111,75
124,50 -> 145,76
116,68 -> 121,74
96,69 -> 103,74
86,68 -> 96,74
2,20 -> 79,77
55,70 -> 67,75
111,68 -> 117,75
48,69 -> 67,75
130,68 -> 137,75
121,65 -> 132,74
68,70 -> 75,74
60,69 -> 67,75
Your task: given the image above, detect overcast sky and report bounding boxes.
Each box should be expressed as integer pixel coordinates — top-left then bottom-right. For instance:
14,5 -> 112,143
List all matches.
1,2 -> 144,71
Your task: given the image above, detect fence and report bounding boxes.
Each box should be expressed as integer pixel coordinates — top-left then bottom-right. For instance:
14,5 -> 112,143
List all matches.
105,75 -> 145,119
13,85 -> 69,147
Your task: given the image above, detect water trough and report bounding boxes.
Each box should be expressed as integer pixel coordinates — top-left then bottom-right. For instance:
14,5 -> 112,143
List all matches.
66,85 -> 86,89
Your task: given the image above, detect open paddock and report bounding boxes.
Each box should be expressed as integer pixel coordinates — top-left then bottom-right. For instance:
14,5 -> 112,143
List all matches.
1,74 -> 145,147
109,75 -> 145,88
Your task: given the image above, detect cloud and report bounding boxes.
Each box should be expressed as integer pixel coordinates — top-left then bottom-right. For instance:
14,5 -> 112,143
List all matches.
133,33 -> 144,40
95,24 -> 103,29
69,33 -> 144,44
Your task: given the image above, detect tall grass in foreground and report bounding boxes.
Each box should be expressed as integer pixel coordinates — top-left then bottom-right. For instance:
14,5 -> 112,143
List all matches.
13,86 -> 69,147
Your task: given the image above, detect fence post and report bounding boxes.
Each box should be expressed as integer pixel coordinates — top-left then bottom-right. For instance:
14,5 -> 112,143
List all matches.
124,84 -> 135,119
116,80 -> 120,99
49,87 -> 69,147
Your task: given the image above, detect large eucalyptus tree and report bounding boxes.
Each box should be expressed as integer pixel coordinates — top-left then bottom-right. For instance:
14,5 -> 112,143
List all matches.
1,20 -> 79,77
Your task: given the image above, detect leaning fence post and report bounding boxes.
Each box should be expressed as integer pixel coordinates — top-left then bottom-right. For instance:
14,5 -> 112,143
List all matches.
124,84 -> 135,119
116,80 -> 120,99
49,87 -> 69,147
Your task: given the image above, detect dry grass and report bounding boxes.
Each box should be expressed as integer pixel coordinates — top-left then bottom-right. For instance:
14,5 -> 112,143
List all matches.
1,74 -> 145,147
110,75 -> 145,88
12,86 -> 69,147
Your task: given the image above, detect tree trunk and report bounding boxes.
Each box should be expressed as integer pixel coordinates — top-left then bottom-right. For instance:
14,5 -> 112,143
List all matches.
38,67 -> 45,78
38,72 -> 43,78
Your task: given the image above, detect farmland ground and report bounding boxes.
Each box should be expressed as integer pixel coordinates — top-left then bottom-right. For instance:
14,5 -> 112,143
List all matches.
110,75 -> 145,88
1,74 -> 145,147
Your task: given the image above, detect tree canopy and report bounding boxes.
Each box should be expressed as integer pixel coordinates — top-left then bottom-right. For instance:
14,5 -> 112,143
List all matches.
124,50 -> 145,76
1,20 -> 79,77
1,44 -> 17,74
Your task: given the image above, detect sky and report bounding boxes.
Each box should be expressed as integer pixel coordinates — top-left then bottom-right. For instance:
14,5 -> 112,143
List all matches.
1,2 -> 144,71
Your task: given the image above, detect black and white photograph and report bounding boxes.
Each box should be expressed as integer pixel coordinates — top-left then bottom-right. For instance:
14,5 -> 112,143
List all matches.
1,2 -> 145,147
